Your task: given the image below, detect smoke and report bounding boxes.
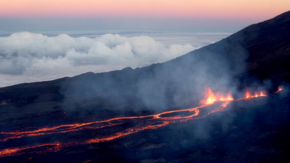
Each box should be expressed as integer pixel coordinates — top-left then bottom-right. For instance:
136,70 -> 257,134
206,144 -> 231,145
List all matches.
0,32 -> 195,87
1,31 -> 276,138
61,34 -> 251,114
1,31 -> 269,141
1,29 -> 289,163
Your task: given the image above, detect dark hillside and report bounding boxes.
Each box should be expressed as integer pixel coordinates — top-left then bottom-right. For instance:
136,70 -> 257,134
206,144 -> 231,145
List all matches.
1,11 -> 290,163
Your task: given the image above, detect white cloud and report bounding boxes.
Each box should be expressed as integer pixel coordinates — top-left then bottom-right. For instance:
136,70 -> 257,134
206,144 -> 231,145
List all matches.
0,32 -> 196,87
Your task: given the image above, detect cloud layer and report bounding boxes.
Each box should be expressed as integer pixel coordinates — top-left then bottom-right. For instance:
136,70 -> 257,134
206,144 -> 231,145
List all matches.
0,32 -> 196,87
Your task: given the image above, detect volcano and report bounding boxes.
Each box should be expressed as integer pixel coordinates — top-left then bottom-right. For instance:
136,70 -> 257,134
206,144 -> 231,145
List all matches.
1,11 -> 290,163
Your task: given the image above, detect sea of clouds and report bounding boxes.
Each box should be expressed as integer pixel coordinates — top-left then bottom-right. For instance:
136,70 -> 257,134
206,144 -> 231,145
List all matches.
0,32 -> 228,87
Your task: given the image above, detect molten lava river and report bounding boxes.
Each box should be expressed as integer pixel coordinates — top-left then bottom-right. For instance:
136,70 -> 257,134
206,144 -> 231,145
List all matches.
0,87 -> 283,157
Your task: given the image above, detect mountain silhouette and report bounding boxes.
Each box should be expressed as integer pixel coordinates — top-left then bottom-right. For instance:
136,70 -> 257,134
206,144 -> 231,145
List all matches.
1,11 -> 290,109
1,11 -> 290,163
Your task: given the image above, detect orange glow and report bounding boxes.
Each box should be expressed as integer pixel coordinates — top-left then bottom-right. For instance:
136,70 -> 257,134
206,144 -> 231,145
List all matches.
205,88 -> 217,104
275,87 -> 283,93
244,90 -> 269,99
0,0 -> 289,19
245,91 -> 250,98
0,86 -> 284,157
202,88 -> 233,105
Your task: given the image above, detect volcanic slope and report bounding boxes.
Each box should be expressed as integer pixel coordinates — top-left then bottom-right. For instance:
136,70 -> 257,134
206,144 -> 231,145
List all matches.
1,11 -> 290,110
0,11 -> 290,163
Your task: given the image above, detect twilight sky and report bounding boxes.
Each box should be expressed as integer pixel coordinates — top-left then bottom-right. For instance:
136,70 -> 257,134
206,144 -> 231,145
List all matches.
0,0 -> 289,32
0,0 -> 289,87
1,0 -> 289,19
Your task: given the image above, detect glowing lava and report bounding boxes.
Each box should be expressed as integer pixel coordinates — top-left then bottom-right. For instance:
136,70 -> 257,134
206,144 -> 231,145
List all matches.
275,87 -> 283,93
202,88 -> 233,104
0,87 -> 283,157
245,91 -> 267,99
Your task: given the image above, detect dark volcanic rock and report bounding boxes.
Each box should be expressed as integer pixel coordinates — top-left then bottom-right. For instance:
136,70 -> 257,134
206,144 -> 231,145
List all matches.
0,11 -> 290,163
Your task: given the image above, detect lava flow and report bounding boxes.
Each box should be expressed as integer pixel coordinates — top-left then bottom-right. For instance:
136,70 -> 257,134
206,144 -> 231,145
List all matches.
0,87 -> 283,157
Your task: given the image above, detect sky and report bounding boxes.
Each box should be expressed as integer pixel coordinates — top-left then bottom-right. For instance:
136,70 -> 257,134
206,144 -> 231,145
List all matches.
0,0 -> 289,32
0,0 -> 289,19
0,0 -> 289,87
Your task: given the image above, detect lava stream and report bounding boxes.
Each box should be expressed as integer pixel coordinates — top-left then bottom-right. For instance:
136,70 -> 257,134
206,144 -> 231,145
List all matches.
0,123 -> 124,142
0,87 -> 283,157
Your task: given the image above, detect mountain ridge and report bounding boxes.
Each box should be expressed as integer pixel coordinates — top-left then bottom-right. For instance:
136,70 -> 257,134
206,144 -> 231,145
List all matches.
0,11 -> 290,109
1,11 -> 290,163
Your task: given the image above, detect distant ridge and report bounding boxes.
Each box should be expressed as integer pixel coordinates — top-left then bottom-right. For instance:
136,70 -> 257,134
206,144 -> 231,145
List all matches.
1,11 -> 290,107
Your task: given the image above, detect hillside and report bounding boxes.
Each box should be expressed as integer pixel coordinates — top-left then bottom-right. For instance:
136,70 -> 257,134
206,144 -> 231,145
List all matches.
1,11 -> 290,163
